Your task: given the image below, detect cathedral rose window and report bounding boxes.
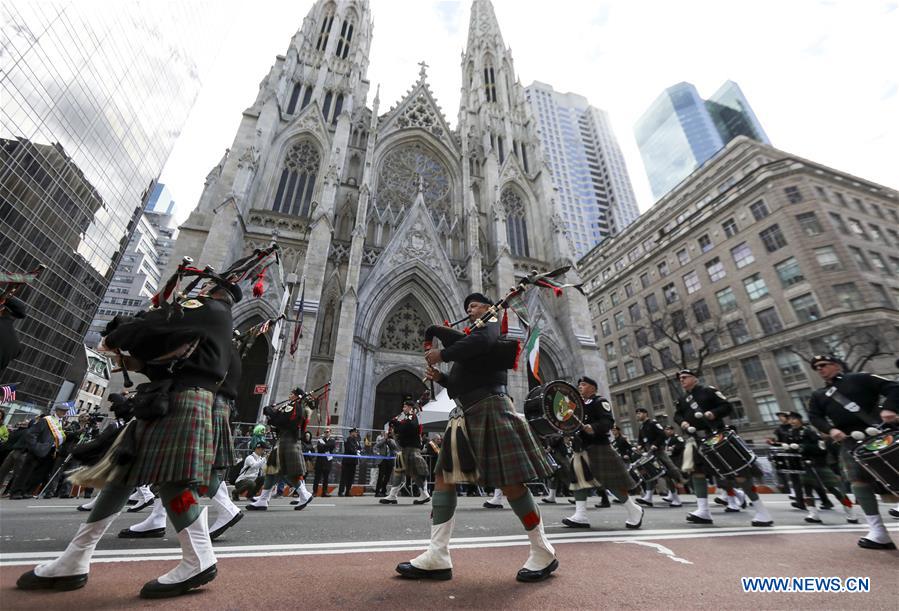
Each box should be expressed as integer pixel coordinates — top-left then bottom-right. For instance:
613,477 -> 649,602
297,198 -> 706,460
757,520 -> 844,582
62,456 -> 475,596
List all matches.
273,140 -> 320,217
376,143 -> 451,223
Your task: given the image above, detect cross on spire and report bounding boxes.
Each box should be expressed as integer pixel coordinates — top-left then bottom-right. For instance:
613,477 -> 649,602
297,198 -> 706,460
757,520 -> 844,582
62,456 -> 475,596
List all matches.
417,60 -> 429,80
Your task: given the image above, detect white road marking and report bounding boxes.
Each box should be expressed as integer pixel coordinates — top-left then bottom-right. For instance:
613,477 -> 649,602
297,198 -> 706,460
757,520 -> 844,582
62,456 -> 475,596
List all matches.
2,524 -> 895,566
618,540 -> 693,564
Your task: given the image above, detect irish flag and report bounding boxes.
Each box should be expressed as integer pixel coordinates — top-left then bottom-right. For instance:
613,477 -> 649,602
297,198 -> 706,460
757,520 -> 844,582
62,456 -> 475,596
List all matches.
525,324 -> 541,389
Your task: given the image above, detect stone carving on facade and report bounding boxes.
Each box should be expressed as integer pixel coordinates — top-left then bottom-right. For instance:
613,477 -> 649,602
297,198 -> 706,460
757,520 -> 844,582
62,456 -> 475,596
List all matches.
395,93 -> 445,138
386,220 -> 440,273
237,145 -> 260,171
204,148 -> 229,187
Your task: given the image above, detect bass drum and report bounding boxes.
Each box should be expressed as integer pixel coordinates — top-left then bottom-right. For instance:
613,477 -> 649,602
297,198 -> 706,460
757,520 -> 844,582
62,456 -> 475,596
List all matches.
852,430 -> 899,496
524,380 -> 584,438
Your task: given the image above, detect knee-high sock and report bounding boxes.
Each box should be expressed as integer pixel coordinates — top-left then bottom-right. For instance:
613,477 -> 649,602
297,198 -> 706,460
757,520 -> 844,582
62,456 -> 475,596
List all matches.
159,483 -> 201,532
509,490 -> 540,531
87,483 -> 132,522
693,475 -> 708,499
852,482 -> 879,515
205,470 -> 223,499
432,490 -> 457,525
573,489 -> 589,502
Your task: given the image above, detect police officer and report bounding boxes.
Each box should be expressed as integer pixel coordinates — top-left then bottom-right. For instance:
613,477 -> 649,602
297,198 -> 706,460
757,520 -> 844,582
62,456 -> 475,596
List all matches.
807,355 -> 898,550
634,407 -> 683,507
673,369 -> 772,527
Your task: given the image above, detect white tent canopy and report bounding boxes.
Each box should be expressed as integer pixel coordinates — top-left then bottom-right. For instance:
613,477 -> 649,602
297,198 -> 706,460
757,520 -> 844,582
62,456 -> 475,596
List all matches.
418,388 -> 455,427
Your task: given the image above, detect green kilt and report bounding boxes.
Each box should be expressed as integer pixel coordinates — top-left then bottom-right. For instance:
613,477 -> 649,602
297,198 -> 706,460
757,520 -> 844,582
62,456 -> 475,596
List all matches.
441,393 -> 553,488
394,446 -> 428,478
212,395 -> 235,469
583,443 -> 635,491
274,430 -> 305,478
121,388 -> 214,487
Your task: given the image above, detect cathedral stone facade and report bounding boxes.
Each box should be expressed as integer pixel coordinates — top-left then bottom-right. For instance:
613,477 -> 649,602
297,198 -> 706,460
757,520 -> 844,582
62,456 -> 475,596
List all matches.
170,0 -> 602,429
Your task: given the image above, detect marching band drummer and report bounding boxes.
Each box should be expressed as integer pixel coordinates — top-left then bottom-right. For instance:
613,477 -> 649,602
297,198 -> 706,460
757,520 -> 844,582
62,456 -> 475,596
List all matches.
561,376 -> 644,530
396,293 -> 556,583
806,354 -> 899,550
379,396 -> 431,506
673,369 -> 773,527
634,408 -> 684,508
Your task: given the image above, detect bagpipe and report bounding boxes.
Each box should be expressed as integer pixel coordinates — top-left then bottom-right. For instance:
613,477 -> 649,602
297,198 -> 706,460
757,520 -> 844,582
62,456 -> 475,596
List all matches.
263,381 -> 330,429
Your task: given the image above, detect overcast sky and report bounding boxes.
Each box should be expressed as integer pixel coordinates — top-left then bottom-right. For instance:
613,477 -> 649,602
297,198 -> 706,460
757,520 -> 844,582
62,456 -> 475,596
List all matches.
160,0 -> 899,222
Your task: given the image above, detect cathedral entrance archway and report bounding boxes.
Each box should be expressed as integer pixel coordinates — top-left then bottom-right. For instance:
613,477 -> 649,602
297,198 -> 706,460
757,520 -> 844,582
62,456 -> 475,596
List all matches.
372,370 -> 422,431
236,336 -> 270,425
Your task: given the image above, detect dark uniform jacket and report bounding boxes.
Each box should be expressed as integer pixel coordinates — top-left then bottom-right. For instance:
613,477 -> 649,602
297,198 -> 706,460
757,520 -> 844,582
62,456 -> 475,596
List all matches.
578,395 -> 614,447
783,425 -> 828,467
665,434 -> 686,464
392,415 -> 421,449
439,320 -> 506,399
673,384 -> 733,433
70,420 -> 125,466
218,345 -> 242,401
315,436 -> 336,468
773,423 -> 791,443
638,419 -> 666,451
343,436 -> 362,461
808,372 -> 899,435
612,435 -> 637,462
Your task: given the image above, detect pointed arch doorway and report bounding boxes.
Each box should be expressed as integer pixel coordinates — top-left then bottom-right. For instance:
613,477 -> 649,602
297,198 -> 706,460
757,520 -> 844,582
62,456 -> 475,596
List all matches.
235,330 -> 271,425
372,370 -> 423,431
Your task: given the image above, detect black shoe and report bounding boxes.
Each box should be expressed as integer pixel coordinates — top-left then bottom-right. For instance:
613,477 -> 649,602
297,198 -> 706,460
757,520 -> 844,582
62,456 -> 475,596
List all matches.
395,562 -> 452,580
119,527 -> 165,539
294,498 -> 313,511
567,499 -> 576,505
9,493 -> 24,500
668,503 -> 683,508
139,564 -> 217,599
413,497 -> 431,505
210,511 -> 243,541
686,513 -> 713,525
379,498 -> 398,504
562,518 -> 590,528
820,504 -> 834,511
246,504 -> 267,511
483,502 -> 502,509
540,498 -> 557,504
791,501 -> 804,510
77,504 -> 92,512
59,494 -> 72,499
127,499 -> 155,513
724,507 -> 741,513
635,498 -> 653,507
516,558 -> 559,583
889,508 -> 899,519
751,520 -> 774,527
804,517 -> 823,524
857,537 -> 896,550
713,497 -> 727,506
595,501 -> 611,509
17,570 -> 88,591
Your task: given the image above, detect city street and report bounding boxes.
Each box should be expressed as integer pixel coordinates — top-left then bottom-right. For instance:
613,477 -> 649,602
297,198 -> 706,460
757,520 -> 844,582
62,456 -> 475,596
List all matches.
2,494 -> 897,608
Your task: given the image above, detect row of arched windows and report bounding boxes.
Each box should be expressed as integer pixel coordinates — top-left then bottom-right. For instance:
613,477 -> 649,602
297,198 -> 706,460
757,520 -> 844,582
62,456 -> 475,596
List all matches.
315,6 -> 354,59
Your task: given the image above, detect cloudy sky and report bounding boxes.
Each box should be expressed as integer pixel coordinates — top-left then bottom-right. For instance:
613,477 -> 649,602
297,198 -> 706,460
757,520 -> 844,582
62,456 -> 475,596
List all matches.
160,0 -> 899,222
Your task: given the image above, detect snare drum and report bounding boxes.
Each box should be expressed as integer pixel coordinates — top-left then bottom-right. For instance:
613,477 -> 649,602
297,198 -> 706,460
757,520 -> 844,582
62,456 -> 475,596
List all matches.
698,430 -> 756,478
524,380 -> 584,438
852,431 -> 899,496
770,451 -> 805,475
629,453 -> 667,486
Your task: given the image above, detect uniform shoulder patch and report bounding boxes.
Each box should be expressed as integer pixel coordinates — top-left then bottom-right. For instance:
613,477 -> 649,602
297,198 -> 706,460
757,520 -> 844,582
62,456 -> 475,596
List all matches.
601,401 -> 612,412
714,390 -> 727,400
181,299 -> 204,309
676,436 -> 684,442
655,423 -> 663,430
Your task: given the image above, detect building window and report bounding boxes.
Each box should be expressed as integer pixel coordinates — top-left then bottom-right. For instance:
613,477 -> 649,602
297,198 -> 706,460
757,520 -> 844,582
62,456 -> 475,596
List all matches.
611,292 -> 620,306
705,257 -> 726,282
631,388 -> 644,408
624,361 -> 637,380
743,273 -> 769,301
645,293 -> 659,313
848,218 -> 870,240
648,383 -> 663,408
620,334 -> 632,354
774,348 -> 805,382
835,192 -> 848,207
316,9 -> 335,51
868,251 -> 890,275
639,272 -> 650,289
605,342 -> 617,360
716,287 -> 738,312
759,224 -> 787,252
624,283 -> 635,298
814,246 -> 842,271
790,293 -> 821,323
614,311 -> 626,330
828,212 -> 848,233
701,329 -> 721,353
832,282 -> 864,309
484,63 -> 497,103
741,355 -> 768,388
731,242 -> 755,269
790,388 -> 813,414
871,283 -> 893,307
672,309 -> 687,332
847,246 -> 871,271
601,319 -> 612,337
683,270 -> 701,294
663,283 -> 679,304
659,346 -> 677,369
891,256 -> 899,274
755,394 -> 781,424
676,248 -> 690,266
784,186 -> 803,203
628,302 -> 641,323
814,186 -> 830,202
272,140 -> 320,216
728,319 -> 751,345
657,260 -> 670,277
692,298 -> 711,322
713,364 -> 735,391
774,257 -> 804,287
867,225 -> 886,244
722,218 -> 738,238
503,189 -> 529,257
698,234 -> 713,253
334,18 -> 355,59
756,307 -> 783,334
750,199 -> 770,220
286,82 -> 303,114
796,211 -> 822,237
609,366 -> 620,384
636,328 -> 649,348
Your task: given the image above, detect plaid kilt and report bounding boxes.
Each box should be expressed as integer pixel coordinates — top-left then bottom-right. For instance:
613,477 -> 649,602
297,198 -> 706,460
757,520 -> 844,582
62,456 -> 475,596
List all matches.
274,430 -> 305,478
441,393 -> 553,488
394,446 -> 428,478
583,443 -> 635,491
212,396 -> 235,469
121,388 -> 214,487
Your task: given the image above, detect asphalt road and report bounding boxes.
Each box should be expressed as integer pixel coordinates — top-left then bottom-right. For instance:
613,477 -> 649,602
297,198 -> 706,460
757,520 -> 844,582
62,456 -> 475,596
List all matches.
1,493 -> 897,609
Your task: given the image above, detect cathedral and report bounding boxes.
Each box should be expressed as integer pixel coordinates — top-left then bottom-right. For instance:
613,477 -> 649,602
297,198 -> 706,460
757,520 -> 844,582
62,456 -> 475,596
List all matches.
170,0 -> 602,430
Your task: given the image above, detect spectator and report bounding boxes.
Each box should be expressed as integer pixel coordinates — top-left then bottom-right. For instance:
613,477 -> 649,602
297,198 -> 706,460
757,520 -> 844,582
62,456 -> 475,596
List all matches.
9,405 -> 69,499
373,428 -> 397,497
0,420 -> 33,494
338,428 -> 362,496
313,428 -> 336,497
232,442 -> 268,501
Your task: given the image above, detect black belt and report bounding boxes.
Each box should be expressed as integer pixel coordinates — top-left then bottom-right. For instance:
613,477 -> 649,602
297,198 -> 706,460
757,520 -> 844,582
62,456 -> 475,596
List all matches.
456,385 -> 507,408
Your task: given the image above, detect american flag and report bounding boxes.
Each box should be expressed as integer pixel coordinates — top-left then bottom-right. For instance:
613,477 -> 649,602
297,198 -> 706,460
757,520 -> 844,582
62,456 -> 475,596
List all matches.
258,318 -> 271,335
1,383 -> 16,403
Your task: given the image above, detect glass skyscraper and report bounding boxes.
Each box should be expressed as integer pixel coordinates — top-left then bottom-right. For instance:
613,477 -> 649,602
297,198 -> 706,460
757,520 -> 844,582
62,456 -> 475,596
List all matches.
525,82 -> 640,258
0,2 -> 221,406
634,80 -> 769,199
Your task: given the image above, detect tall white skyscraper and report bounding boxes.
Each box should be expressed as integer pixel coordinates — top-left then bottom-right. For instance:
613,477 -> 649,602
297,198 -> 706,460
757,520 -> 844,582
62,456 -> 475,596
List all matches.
525,82 -> 640,258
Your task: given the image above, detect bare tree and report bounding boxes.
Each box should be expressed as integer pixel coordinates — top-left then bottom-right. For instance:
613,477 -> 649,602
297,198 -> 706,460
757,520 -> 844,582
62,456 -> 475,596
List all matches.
789,325 -> 899,373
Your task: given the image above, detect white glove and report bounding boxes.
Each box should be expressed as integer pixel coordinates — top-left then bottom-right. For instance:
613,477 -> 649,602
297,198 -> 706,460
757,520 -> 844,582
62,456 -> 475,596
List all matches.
789,443 -> 800,451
